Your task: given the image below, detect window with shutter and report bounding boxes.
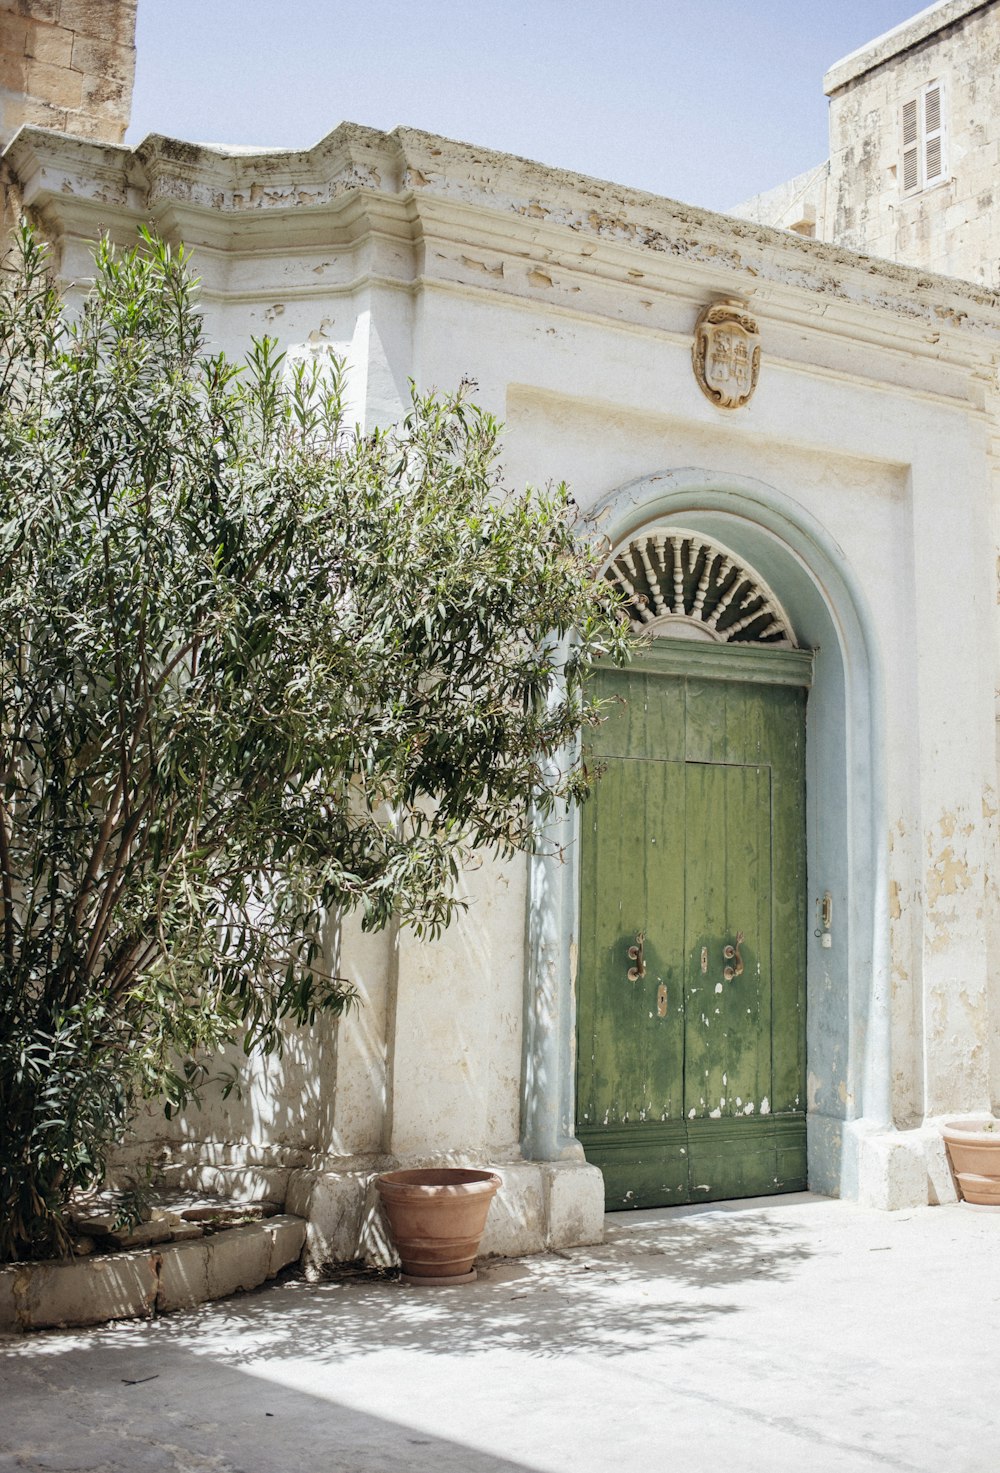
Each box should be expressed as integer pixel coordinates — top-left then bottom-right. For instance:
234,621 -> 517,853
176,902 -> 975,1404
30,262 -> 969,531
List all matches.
901,81 -> 947,194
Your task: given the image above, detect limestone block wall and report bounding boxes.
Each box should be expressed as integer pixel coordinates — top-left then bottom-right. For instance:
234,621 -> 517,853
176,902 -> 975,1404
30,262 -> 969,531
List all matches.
0,0 -> 137,147
824,0 -> 1000,282
729,162 -> 830,237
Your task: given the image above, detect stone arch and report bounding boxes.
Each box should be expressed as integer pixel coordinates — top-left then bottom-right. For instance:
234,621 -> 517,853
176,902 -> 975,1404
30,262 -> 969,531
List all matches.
522,468 -> 889,1202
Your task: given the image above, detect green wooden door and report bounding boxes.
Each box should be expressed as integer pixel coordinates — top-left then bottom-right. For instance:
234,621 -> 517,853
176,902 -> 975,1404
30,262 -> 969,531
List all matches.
577,646 -> 809,1209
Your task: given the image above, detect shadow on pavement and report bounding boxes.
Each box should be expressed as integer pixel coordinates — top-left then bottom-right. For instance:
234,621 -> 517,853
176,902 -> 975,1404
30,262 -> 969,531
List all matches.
0,1333 -> 551,1473
1,1202 -> 815,1371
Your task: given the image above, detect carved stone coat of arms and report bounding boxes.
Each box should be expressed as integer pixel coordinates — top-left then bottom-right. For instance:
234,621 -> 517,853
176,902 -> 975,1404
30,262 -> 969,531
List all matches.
692,300 -> 761,409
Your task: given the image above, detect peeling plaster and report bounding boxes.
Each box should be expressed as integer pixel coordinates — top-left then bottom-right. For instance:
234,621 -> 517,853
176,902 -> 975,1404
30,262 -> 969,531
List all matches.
926,843 -> 972,904
462,256 -> 504,278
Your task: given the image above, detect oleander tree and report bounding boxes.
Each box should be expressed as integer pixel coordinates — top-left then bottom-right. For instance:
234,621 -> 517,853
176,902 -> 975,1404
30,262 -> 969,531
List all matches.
0,222 -> 628,1260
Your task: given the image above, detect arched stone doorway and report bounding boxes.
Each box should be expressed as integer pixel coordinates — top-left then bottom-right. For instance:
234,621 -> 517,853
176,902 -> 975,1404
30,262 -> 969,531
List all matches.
521,470 -> 889,1206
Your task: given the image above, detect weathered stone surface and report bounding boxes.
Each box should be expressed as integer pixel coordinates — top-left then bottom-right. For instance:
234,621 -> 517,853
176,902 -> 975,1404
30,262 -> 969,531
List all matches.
924,1127 -> 961,1206
58,0 -> 137,46
479,1164 -> 546,1259
69,33 -> 133,82
167,1224 -> 205,1243
544,1162 -> 605,1249
262,1214 -> 307,1277
19,57 -> 82,109
20,1251 -> 158,1331
78,71 -> 129,116
153,1163 -> 291,1203
154,1237 -> 210,1314
69,1210 -> 117,1236
735,1 -> 1000,286
290,1169 -> 371,1277
0,0 -> 61,21
0,93 -> 67,134
103,1220 -> 174,1251
181,1200 -> 280,1224
0,1263 -> 19,1333
0,51 -> 26,90
2,1215 -> 307,1332
852,1125 -> 930,1211
24,20 -> 74,67
0,0 -> 136,145
205,1221 -> 273,1301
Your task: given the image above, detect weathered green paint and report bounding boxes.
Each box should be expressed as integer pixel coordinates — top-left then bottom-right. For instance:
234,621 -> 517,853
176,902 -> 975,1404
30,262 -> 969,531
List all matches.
627,641 -> 814,689
577,645 -> 808,1209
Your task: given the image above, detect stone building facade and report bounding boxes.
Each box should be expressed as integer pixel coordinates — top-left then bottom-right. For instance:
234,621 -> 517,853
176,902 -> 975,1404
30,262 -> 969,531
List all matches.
3,0 -> 1000,1267
0,0 -> 136,149
734,0 -> 1000,283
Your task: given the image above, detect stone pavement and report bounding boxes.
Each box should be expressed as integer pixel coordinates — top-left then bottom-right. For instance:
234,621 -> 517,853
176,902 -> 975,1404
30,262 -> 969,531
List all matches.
0,1192 -> 996,1473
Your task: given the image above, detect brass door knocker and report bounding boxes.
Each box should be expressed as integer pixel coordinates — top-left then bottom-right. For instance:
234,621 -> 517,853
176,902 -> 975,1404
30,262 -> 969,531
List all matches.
723,931 -> 745,981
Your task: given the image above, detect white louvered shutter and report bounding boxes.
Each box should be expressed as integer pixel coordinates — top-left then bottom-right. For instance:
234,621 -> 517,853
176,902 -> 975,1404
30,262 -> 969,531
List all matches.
902,96 -> 920,192
923,83 -> 945,184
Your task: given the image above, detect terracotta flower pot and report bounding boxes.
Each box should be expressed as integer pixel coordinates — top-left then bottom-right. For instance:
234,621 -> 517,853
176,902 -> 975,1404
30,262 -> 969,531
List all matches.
941,1121 -> 1000,1205
375,1167 -> 501,1284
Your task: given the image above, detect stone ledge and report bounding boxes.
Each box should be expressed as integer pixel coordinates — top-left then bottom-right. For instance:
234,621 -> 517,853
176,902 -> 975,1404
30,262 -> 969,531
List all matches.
0,1213 -> 305,1335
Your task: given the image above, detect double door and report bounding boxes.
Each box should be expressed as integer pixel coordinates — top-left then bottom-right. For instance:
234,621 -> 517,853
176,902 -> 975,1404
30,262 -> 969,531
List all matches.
576,649 -> 808,1208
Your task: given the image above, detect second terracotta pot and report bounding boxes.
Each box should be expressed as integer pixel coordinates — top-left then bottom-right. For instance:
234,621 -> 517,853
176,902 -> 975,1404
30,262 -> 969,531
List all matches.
375,1167 -> 501,1282
941,1120 -> 1000,1204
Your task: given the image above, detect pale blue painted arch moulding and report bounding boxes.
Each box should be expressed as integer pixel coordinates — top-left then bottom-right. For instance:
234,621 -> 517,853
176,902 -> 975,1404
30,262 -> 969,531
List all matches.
521,467 -> 891,1201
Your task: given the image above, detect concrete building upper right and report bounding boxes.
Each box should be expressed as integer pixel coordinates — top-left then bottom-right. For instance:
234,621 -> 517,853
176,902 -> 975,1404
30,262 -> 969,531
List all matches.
733,0 -> 1000,284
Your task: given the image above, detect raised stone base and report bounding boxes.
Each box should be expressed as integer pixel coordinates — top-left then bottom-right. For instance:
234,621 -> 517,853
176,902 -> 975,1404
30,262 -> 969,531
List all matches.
286,1156 -> 606,1278
843,1119 -> 965,1210
0,1214 -> 305,1334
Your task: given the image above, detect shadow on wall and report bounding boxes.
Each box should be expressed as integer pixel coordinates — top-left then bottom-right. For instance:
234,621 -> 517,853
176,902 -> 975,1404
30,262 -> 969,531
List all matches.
111,1012 -> 340,1200
110,910 -> 393,1201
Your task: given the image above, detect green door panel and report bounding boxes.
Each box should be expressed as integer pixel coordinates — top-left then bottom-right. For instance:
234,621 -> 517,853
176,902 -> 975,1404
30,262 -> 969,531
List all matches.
577,757 -> 686,1133
577,655 -> 807,1210
683,761 -> 772,1129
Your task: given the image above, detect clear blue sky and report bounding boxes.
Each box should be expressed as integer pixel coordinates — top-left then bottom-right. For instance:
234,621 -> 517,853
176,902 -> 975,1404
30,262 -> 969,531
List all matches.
129,1 -> 925,213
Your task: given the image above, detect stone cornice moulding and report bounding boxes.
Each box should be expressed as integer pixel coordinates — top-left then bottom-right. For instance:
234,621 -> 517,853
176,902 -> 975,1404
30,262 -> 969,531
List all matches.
5,121 -> 1000,375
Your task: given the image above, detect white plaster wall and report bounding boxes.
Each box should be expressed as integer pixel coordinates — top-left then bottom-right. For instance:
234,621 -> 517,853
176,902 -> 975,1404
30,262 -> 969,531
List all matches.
402,272 -> 999,1137
988,389 -> 1000,1117
17,122 -> 1000,1202
387,852 -> 526,1159
121,254 -> 1000,1171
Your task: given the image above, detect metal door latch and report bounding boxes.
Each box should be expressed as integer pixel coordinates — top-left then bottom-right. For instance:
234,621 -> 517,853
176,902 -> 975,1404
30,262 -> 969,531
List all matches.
723,931 -> 745,981
627,931 -> 646,981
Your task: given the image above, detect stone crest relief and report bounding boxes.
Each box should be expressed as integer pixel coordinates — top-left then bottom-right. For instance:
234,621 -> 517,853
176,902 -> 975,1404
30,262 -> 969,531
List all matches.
692,299 -> 761,409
